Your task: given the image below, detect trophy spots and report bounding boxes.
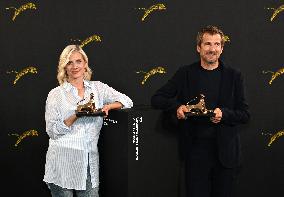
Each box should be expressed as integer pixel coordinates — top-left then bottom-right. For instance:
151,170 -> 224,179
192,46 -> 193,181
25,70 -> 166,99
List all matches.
136,66 -> 166,85
80,35 -> 102,48
7,66 -> 38,85
224,35 -> 230,42
262,66 -> 284,146
266,5 -> 284,22
6,2 -> 37,21
70,34 -> 102,48
263,67 -> 284,85
9,129 -> 39,147
136,3 -> 166,22
262,130 -> 284,146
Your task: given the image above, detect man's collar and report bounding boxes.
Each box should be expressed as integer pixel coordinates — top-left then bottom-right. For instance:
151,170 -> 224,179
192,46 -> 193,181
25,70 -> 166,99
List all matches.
198,59 -> 224,71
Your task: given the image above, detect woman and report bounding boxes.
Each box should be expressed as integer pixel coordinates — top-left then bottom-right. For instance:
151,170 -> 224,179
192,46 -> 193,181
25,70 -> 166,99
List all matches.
43,45 -> 133,197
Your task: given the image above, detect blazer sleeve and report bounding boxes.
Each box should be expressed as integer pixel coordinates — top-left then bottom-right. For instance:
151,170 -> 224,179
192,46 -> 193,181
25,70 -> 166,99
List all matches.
221,72 -> 250,126
151,67 -> 184,111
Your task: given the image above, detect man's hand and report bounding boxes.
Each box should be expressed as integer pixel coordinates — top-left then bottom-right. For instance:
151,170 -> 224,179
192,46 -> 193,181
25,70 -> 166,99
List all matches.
177,105 -> 189,119
210,108 -> 222,124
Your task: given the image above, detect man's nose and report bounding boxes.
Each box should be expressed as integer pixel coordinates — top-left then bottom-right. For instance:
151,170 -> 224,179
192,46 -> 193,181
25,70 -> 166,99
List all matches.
209,45 -> 216,51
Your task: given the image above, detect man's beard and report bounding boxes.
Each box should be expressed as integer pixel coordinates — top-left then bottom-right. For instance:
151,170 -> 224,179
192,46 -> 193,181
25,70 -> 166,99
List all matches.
206,60 -> 216,64
204,52 -> 218,64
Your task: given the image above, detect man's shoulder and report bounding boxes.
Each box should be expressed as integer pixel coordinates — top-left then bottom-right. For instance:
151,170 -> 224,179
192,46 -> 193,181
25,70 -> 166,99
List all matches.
224,66 -> 242,77
178,61 -> 200,72
221,62 -> 242,76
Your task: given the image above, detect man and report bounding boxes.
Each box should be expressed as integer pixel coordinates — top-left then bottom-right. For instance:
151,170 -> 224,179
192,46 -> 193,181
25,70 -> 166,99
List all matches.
151,25 -> 250,197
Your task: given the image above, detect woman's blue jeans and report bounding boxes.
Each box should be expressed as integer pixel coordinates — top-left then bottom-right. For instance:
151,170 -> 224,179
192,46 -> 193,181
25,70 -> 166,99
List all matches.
47,165 -> 98,197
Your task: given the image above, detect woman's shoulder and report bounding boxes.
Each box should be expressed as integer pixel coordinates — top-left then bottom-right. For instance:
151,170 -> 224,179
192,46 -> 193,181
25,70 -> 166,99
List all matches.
47,85 -> 62,98
87,80 -> 108,88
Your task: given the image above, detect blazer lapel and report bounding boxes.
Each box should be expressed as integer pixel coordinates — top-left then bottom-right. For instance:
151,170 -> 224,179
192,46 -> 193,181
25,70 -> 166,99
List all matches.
187,62 -> 200,100
217,63 -> 233,107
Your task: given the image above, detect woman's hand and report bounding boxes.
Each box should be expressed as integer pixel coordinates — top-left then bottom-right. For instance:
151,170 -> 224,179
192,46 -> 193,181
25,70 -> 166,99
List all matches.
102,102 -> 123,117
102,104 -> 111,117
64,114 -> 78,127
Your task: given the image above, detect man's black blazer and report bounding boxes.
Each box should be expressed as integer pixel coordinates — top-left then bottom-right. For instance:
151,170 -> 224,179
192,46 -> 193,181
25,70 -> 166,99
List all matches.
151,61 -> 250,168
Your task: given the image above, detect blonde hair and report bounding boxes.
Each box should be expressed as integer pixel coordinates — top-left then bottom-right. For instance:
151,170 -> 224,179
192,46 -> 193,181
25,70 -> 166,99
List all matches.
57,45 -> 93,85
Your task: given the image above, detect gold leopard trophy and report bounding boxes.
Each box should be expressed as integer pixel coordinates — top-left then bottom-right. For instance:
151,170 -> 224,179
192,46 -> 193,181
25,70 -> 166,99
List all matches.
185,94 -> 215,118
75,93 -> 106,117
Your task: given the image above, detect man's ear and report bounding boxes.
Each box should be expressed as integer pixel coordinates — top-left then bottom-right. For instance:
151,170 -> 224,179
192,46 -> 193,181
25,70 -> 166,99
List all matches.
220,46 -> 223,54
197,45 -> 200,53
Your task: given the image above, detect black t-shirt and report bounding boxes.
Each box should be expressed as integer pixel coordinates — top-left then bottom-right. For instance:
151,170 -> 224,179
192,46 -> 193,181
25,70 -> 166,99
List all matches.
191,65 -> 221,139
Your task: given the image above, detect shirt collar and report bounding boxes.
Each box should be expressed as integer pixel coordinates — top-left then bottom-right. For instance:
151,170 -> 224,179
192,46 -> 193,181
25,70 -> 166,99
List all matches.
83,80 -> 92,89
62,80 -> 92,92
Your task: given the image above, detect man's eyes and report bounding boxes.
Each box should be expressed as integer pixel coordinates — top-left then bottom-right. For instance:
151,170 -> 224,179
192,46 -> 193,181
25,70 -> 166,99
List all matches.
204,43 -> 221,46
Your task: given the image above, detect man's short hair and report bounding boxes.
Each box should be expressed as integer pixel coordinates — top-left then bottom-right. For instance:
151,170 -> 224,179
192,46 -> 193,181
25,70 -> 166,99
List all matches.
196,25 -> 225,47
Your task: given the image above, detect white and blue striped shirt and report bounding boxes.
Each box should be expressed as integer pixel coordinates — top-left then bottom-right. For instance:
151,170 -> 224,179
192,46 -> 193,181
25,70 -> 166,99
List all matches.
43,80 -> 133,190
